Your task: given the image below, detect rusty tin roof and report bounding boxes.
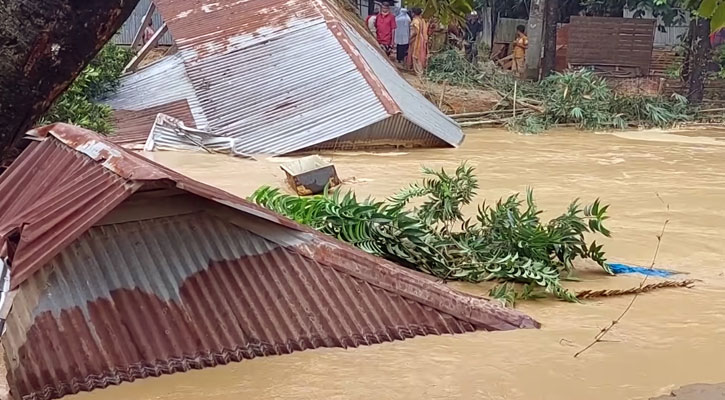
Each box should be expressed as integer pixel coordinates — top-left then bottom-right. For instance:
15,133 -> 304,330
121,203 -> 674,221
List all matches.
110,99 -> 196,146
1,124 -> 537,400
0,123 -> 291,288
106,0 -> 463,154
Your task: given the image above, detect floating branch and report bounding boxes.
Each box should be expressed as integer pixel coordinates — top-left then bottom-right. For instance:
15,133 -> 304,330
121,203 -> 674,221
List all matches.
576,279 -> 696,300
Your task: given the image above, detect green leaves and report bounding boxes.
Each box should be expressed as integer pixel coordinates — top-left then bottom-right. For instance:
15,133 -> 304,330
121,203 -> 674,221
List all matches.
709,1 -> 725,32
390,163 -> 479,229
39,43 -> 133,134
699,0 -> 720,16
250,164 -> 612,302
428,53 -> 695,134
426,50 -> 482,87
539,68 -> 693,131
697,0 -> 725,32
408,0 -> 472,25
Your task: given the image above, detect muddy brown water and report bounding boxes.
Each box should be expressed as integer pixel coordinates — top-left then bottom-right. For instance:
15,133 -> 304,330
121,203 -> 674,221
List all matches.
67,127 -> 725,400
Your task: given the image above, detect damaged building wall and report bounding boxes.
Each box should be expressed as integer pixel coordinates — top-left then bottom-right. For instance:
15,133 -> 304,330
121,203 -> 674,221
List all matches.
0,0 -> 139,163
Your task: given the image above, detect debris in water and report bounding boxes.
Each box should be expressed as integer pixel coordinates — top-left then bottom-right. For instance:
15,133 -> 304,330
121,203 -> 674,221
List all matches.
281,155 -> 341,196
607,263 -> 684,277
144,113 -> 254,159
576,279 -> 696,300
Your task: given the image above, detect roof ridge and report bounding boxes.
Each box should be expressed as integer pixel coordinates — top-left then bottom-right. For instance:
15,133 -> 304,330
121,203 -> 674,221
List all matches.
312,0 -> 401,115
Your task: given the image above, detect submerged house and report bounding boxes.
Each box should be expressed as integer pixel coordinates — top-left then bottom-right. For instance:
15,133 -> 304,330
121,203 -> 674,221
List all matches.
0,124 -> 534,400
105,0 -> 464,154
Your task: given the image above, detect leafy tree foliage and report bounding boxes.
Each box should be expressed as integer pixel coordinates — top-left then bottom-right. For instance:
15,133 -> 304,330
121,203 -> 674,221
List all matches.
584,0 -> 687,28
688,0 -> 725,32
39,44 -> 132,134
408,0 -> 474,25
250,164 -> 612,301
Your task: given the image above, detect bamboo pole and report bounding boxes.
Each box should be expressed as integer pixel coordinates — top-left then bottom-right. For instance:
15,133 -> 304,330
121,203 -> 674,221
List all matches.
448,109 -> 516,119
438,81 -> 448,108
459,120 -> 504,127
513,80 -> 518,118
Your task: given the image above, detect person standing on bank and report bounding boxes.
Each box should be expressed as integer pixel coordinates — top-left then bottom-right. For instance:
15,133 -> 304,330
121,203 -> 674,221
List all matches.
464,11 -> 482,64
375,2 -> 397,56
512,24 -> 528,77
409,7 -> 429,75
394,8 -> 411,65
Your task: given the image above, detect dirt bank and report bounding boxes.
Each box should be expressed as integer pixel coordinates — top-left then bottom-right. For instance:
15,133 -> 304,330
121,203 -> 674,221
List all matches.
404,73 -> 500,114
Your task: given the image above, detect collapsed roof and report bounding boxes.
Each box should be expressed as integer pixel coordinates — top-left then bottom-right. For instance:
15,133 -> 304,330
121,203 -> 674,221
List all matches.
0,124 -> 534,400
105,0 -> 464,154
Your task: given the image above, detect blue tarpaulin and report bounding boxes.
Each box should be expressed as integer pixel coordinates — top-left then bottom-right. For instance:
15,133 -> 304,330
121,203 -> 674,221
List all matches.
607,263 -> 675,277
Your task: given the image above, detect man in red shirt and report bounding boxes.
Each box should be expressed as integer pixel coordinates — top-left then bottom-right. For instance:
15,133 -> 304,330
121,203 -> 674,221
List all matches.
375,2 -> 396,56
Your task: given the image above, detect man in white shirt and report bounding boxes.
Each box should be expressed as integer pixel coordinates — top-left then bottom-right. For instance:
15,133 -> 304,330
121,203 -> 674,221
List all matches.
394,8 -> 410,65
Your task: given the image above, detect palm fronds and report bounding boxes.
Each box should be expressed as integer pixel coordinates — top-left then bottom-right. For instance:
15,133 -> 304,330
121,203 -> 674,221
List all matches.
250,163 -> 612,302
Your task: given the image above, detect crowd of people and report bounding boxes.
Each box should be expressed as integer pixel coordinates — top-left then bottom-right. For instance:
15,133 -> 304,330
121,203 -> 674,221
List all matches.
366,3 -> 429,74
365,4 -> 528,77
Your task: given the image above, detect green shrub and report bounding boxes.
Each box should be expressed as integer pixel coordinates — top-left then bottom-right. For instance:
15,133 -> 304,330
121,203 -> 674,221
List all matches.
39,43 -> 133,134
541,69 -> 691,130
250,163 -> 611,302
426,51 -> 695,133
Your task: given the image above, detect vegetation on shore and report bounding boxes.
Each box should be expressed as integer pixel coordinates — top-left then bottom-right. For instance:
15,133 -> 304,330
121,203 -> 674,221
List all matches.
250,163 -> 611,302
426,50 -> 700,134
39,44 -> 132,133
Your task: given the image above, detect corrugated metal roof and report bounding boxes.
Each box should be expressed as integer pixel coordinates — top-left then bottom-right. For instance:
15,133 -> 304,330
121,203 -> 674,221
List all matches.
105,0 -> 463,152
110,99 -> 196,146
0,123 -> 288,288
156,0 -> 323,50
105,54 -> 208,129
1,123 -> 536,400
144,113 -> 239,154
339,22 -> 463,147
4,210 -> 537,400
0,139 -> 135,287
183,21 -> 391,154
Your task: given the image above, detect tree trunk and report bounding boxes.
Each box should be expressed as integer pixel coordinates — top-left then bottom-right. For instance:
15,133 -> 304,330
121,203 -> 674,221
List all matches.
525,0 -> 545,80
686,17 -> 712,105
490,1 -> 498,53
541,0 -> 558,77
0,0 -> 139,164
682,19 -> 695,83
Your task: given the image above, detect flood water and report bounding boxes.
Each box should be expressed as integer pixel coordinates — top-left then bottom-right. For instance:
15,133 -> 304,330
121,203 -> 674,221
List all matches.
74,127 -> 725,400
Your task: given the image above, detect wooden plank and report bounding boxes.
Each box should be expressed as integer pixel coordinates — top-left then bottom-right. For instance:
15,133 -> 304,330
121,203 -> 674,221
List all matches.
123,23 -> 168,73
572,38 -> 651,44
567,16 -> 654,75
130,2 -> 157,50
570,50 -> 651,56
571,50 -> 651,55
